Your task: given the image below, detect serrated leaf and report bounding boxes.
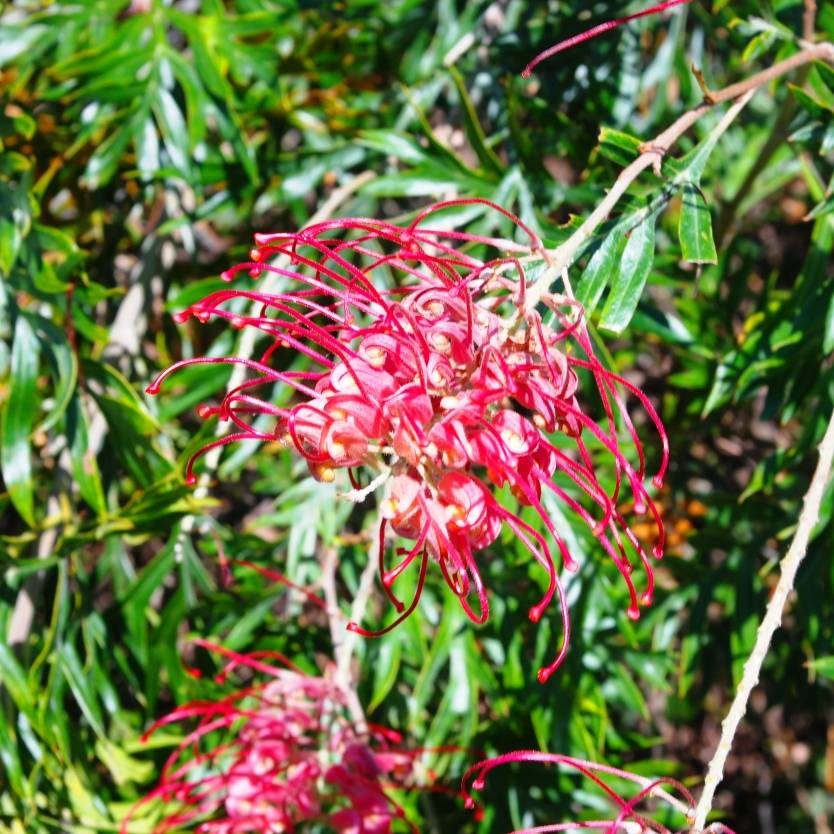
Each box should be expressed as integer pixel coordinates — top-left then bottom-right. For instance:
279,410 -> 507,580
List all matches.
599,213 -> 656,333
678,183 -> 718,264
1,313 -> 39,526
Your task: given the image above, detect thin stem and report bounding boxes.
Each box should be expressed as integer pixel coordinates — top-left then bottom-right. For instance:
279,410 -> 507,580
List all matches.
523,41 -> 834,313
804,0 -> 817,42
690,406 -> 834,832
321,532 -> 380,732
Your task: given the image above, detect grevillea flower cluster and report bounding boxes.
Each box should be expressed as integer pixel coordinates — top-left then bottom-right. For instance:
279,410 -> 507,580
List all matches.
148,198 -> 667,683
124,642 -> 423,834
463,751 -> 739,834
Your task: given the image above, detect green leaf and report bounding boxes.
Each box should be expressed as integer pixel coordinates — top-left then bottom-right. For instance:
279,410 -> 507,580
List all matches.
84,122 -> 134,188
825,291 -> 834,355
0,642 -> 36,721
153,88 -> 193,179
449,66 -> 504,177
808,656 -> 834,680
790,82 -> 834,117
368,633 -> 403,713
1,313 -> 39,526
67,394 -> 106,515
58,641 -> 105,738
0,181 -> 31,276
576,229 -> 627,311
358,129 -> 428,166
599,213 -> 657,333
598,126 -> 643,167
806,191 -> 834,220
678,183 -> 718,264
30,314 -> 78,433
134,112 -> 160,180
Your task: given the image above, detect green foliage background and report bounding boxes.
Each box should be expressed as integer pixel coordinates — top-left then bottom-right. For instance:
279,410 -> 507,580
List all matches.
1,1 -> 833,832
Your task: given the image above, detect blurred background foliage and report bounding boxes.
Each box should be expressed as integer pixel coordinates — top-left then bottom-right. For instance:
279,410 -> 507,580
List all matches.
1,0 -> 833,832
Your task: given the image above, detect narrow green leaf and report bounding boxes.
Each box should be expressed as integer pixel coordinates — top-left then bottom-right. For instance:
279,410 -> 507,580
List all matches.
358,129 -> 428,166
575,229 -> 627,311
134,112 -> 160,180
678,183 -> 718,264
806,191 -> 834,220
598,126 -> 643,167
789,83 -> 833,117
83,123 -> 133,189
599,214 -> 656,333
0,181 -> 31,276
29,314 -> 78,433
1,313 -> 39,526
0,711 -> 26,799
825,291 -> 834,355
449,66 -> 504,176
58,642 -> 105,738
808,656 -> 834,680
368,634 -> 403,713
0,642 -> 34,718
153,88 -> 193,179
67,394 -> 106,515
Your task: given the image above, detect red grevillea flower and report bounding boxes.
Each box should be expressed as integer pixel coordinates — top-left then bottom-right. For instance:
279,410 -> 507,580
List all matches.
522,0 -> 693,78
147,198 -> 668,683
123,641 -> 426,834
463,752 -> 738,834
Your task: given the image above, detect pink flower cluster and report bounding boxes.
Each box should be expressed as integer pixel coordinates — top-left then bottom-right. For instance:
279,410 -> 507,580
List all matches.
123,642 -> 422,834
148,198 -> 667,683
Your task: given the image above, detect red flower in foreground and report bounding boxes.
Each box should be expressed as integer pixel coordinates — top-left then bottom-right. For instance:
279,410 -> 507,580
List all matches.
463,751 -> 738,834
147,198 -> 668,682
124,642 -> 424,834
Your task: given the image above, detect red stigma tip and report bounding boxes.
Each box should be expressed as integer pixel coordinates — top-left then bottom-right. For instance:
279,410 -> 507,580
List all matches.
652,475 -> 664,489
196,404 -> 212,419
185,474 -> 198,486
627,605 -> 640,621
145,382 -> 160,395
641,590 -> 653,606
